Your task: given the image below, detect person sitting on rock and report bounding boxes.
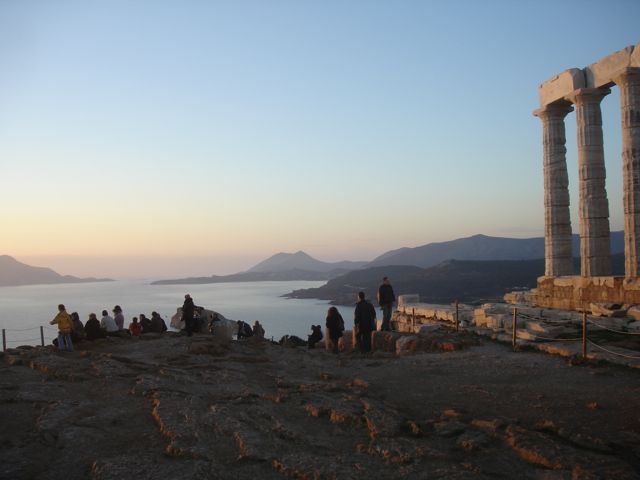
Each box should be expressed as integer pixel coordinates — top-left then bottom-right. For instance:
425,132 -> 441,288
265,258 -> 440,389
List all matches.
139,314 -> 152,334
237,320 -> 253,339
252,320 -> 265,339
100,310 -> 118,334
113,305 -> 125,331
150,312 -> 168,333
70,311 -> 85,344
129,317 -> 142,337
84,313 -> 105,341
307,324 -> 323,349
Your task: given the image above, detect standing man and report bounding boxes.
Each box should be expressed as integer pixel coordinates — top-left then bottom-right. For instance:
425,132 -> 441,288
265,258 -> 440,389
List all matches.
182,294 -> 195,336
50,304 -> 74,352
377,276 -> 396,331
354,291 -> 376,353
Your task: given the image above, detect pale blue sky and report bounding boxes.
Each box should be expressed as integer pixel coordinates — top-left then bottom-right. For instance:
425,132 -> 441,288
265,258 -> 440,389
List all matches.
1,1 -> 639,277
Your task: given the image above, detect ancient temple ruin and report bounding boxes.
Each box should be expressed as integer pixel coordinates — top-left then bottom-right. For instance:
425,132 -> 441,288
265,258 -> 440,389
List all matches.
530,43 -> 640,310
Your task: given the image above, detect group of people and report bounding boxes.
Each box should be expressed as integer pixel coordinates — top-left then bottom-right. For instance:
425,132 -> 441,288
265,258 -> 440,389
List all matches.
317,276 -> 396,354
51,278 -> 395,354
50,304 -> 169,351
179,294 -> 266,340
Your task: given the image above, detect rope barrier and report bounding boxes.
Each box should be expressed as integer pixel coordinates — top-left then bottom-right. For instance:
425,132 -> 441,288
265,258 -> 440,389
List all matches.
586,339 -> 640,360
6,337 -> 42,344
586,318 -> 640,336
2,326 -> 44,332
524,334 -> 582,342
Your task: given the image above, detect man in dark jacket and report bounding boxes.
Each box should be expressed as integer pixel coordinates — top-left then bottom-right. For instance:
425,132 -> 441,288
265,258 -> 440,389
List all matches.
354,291 -> 376,353
377,276 -> 396,331
182,294 -> 196,336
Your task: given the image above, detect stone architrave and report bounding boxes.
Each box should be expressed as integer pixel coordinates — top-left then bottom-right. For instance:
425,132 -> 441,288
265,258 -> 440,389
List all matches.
566,88 -> 612,277
533,101 -> 574,276
614,68 -> 640,277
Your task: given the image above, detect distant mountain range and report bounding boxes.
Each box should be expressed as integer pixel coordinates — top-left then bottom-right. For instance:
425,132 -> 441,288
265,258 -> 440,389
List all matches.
366,231 -> 625,268
152,231 -> 625,286
285,253 -> 626,306
0,255 -> 112,287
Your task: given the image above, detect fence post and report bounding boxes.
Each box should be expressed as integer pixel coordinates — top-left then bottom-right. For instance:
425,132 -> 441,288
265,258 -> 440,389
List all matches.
455,301 -> 459,332
582,311 -> 587,360
512,308 -> 518,350
40,326 -> 45,347
2,329 -> 5,352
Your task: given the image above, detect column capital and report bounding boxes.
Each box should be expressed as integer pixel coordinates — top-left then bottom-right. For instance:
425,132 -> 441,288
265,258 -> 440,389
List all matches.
613,67 -> 640,86
533,100 -> 574,119
566,87 -> 611,104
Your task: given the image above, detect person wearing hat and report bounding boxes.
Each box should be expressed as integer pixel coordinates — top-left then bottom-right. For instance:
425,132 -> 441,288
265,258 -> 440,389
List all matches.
113,305 -> 125,331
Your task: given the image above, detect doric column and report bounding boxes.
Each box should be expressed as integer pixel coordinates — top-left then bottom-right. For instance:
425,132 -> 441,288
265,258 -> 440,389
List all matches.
567,88 -> 612,277
614,68 -> 640,277
533,101 -> 574,276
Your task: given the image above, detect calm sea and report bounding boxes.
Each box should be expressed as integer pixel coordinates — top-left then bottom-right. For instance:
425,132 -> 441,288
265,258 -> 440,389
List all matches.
0,280 -> 355,348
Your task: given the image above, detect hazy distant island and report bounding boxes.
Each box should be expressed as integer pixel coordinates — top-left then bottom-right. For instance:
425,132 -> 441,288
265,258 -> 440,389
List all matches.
151,251 -> 367,285
0,255 -> 113,287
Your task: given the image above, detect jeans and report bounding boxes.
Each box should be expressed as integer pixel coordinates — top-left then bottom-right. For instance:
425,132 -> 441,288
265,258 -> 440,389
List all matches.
357,331 -> 372,353
57,332 -> 73,352
381,303 -> 393,331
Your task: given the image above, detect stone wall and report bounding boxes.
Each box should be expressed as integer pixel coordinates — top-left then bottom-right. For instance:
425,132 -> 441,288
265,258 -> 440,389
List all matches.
519,276 -> 640,310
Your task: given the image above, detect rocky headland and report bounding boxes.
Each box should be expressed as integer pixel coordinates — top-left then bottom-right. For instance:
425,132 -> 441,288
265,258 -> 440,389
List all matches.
1,332 -> 640,479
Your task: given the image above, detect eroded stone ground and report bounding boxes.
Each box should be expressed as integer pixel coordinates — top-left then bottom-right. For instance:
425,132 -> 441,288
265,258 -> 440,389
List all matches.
1,333 -> 640,479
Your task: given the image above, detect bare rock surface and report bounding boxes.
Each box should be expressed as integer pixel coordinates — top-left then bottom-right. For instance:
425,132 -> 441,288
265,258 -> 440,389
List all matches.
1,333 -> 640,479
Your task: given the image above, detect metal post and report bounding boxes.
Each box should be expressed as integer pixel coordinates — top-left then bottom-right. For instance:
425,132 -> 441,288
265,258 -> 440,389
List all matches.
512,308 -> 518,350
40,326 -> 45,347
2,329 -> 5,352
412,308 -> 416,332
582,311 -> 587,360
455,301 -> 459,332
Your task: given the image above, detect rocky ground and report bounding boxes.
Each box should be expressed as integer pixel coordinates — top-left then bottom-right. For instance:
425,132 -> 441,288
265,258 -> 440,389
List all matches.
1,332 -> 640,479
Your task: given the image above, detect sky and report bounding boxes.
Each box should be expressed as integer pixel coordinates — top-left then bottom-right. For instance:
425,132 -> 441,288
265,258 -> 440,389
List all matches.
1,0 -> 639,278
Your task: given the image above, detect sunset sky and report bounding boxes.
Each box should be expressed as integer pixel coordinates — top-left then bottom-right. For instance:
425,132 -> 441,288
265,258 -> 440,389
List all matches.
1,1 -> 639,278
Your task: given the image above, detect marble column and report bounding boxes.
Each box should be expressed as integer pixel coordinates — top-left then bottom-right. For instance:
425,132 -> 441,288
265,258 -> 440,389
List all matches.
534,101 -> 574,277
567,88 -> 612,277
614,68 -> 640,277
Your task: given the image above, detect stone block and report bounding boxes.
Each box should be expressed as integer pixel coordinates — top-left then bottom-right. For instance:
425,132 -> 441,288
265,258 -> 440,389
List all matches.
588,316 -> 632,330
523,322 -> 568,338
538,68 -> 585,106
340,330 -> 354,353
516,330 -> 538,341
626,321 -> 640,332
371,331 -> 402,352
417,324 -> 441,336
632,44 -> 640,67
590,303 -> 627,317
579,201 -> 609,218
585,44 -> 637,88
395,335 -> 421,355
628,306 -> 640,321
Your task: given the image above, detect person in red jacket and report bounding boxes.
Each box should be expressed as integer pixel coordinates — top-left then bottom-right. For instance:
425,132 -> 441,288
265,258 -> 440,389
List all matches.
129,317 -> 142,337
